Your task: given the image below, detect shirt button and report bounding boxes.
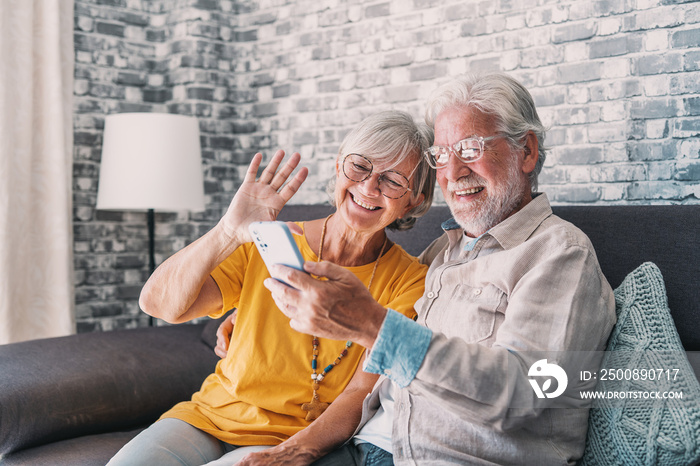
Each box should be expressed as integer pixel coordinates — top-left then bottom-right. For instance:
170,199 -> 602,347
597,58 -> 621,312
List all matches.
427,291 -> 436,299
384,369 -> 392,376
473,288 -> 482,296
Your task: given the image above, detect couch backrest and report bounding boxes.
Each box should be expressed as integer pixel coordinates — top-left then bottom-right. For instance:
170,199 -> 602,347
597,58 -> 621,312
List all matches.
552,205 -> 699,353
278,204 -> 699,352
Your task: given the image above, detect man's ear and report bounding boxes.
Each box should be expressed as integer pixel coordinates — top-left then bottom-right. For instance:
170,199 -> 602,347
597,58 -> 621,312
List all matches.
522,131 -> 539,174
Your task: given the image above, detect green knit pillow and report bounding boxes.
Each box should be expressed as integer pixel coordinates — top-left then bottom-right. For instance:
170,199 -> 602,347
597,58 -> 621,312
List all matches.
580,262 -> 700,466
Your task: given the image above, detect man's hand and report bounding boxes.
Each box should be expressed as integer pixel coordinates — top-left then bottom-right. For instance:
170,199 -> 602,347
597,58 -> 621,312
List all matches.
214,310 -> 237,359
263,261 -> 388,349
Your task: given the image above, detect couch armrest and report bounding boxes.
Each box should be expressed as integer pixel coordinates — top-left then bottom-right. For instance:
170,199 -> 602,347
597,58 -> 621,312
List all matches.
0,323 -> 218,456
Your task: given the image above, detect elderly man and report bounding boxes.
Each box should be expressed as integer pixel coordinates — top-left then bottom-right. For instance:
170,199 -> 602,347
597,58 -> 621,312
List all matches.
263,73 -> 617,465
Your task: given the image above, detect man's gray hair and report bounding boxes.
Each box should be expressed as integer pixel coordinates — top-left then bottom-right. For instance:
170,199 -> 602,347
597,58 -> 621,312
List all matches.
328,110 -> 435,231
424,73 -> 547,192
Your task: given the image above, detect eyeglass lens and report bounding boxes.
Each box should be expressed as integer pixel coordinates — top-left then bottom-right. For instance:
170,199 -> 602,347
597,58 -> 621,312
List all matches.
426,137 -> 483,167
342,154 -> 410,199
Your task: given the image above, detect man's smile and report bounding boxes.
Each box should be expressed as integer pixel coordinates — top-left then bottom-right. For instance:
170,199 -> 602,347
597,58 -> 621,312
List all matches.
455,187 -> 484,196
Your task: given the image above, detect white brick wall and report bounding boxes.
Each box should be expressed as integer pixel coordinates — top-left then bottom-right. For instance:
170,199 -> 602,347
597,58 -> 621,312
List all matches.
222,0 -> 699,206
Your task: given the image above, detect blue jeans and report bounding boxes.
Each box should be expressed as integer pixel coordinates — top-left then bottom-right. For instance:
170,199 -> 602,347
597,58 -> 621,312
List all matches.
107,418 -> 272,466
312,441 -> 394,466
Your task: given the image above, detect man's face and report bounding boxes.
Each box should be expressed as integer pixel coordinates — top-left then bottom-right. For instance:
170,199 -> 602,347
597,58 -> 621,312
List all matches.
434,106 -> 534,237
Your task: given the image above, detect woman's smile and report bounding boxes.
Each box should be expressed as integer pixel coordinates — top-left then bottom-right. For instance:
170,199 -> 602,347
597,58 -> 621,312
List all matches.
350,192 -> 381,211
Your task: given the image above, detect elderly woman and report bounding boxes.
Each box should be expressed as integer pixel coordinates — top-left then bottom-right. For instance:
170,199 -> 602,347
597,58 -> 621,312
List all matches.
107,110 -> 435,466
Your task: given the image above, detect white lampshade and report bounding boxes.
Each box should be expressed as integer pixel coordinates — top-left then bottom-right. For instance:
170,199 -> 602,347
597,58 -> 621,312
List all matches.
96,113 -> 205,212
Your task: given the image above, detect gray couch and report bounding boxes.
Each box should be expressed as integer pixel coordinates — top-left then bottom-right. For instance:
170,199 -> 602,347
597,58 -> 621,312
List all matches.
1,204 -> 698,465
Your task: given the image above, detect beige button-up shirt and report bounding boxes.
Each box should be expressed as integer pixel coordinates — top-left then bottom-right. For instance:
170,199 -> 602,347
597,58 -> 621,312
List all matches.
360,193 -> 616,465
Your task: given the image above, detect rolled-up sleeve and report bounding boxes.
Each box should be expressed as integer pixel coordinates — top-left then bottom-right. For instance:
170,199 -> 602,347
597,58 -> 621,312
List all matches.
364,308 -> 432,388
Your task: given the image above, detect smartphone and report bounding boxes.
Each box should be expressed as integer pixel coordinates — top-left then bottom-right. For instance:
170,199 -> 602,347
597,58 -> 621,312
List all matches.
248,221 -> 305,286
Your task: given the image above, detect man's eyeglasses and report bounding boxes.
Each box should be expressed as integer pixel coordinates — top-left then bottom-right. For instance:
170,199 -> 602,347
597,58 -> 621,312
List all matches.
342,153 -> 411,199
423,135 -> 500,169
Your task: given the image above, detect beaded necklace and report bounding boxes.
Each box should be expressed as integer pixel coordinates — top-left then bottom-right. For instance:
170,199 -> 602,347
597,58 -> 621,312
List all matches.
300,214 -> 388,421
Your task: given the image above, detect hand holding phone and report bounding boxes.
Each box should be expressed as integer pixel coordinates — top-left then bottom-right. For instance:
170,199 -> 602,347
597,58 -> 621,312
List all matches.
249,222 -> 305,286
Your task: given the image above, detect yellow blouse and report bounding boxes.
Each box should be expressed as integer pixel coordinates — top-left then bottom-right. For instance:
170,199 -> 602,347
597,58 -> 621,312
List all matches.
161,225 -> 427,446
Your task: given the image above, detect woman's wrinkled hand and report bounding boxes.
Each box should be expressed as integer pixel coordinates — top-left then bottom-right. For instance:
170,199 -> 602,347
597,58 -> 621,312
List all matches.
236,444 -> 317,466
219,150 -> 308,245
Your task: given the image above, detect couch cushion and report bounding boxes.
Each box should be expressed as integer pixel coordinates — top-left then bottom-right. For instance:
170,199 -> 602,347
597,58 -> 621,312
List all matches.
0,324 -> 218,457
0,429 -> 142,466
580,262 -> 700,466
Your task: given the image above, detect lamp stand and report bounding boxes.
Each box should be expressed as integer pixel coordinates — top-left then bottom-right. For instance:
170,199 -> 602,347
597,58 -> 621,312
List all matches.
147,208 -> 156,327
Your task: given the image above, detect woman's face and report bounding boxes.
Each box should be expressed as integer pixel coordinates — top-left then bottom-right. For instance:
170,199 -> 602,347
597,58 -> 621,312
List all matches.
334,153 -> 424,235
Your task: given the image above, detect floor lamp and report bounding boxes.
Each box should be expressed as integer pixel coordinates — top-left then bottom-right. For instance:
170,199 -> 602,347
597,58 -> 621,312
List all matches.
96,113 -> 205,326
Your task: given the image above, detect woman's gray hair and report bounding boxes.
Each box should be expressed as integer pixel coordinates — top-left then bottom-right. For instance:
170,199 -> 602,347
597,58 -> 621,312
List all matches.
327,110 -> 435,231
424,73 -> 547,192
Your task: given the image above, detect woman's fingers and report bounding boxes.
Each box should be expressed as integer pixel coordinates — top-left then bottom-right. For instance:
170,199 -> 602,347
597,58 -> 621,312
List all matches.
278,165 -> 308,201
243,153 -> 264,183
269,152 -> 301,190
257,149 -> 286,185
245,150 -> 307,199
284,222 -> 303,236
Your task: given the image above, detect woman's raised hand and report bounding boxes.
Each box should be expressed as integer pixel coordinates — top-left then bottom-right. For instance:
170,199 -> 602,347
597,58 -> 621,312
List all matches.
219,150 -> 308,244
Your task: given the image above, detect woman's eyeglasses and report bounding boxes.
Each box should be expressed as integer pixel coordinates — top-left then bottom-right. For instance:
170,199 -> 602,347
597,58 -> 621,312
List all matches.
342,153 -> 411,199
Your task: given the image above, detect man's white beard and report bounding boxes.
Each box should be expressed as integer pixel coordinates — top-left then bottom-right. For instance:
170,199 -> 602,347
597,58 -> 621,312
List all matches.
446,162 -> 530,237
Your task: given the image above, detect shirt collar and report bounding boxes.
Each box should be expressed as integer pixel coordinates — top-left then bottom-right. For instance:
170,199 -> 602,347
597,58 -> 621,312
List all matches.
441,193 -> 553,251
